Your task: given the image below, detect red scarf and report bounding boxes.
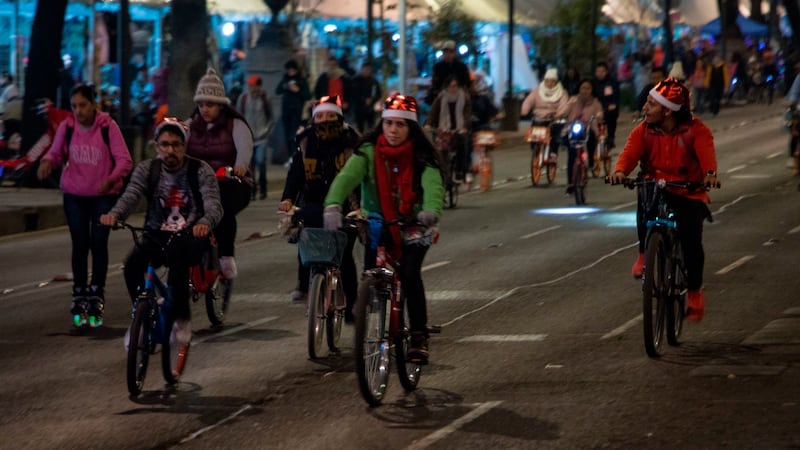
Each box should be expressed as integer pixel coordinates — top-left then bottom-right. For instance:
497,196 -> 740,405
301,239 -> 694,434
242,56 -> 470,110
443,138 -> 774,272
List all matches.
374,134 -> 417,259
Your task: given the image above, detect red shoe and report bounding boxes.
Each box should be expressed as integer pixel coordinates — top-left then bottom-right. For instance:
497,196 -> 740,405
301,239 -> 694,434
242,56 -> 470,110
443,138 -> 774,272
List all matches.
631,253 -> 645,279
686,289 -> 705,322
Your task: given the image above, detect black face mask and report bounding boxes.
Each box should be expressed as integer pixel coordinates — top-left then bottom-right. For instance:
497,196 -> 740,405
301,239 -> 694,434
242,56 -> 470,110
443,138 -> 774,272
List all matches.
313,119 -> 344,141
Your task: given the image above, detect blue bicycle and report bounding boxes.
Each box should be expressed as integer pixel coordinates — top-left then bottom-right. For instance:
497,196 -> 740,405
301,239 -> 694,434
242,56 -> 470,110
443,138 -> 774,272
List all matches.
119,223 -> 192,397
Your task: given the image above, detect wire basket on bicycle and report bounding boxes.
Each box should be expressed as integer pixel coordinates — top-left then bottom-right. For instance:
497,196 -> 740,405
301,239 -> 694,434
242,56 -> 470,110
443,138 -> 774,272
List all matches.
298,228 -> 348,267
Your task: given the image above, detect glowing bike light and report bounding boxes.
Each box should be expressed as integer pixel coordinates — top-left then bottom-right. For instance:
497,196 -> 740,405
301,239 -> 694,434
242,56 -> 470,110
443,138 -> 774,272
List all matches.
571,122 -> 583,134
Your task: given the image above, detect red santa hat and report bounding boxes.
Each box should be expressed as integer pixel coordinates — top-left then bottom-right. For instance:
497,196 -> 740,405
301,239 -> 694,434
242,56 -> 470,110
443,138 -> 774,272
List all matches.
649,77 -> 689,112
312,95 -> 343,116
381,93 -> 418,122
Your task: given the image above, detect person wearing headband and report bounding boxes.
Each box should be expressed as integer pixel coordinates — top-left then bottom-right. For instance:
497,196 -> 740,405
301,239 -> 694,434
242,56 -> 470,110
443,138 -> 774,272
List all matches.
101,119 -> 223,350
279,96 -> 361,314
610,77 -> 718,322
323,94 -> 444,364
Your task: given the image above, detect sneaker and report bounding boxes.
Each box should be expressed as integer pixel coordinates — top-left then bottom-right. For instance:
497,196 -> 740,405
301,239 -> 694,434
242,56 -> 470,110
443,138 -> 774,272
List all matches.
465,173 -> 474,185
407,332 -> 429,365
170,319 -> 192,346
547,154 -> 558,164
565,186 -> 575,195
686,289 -> 705,322
86,286 -> 105,327
631,253 -> 645,279
220,256 -> 238,279
290,289 -> 307,304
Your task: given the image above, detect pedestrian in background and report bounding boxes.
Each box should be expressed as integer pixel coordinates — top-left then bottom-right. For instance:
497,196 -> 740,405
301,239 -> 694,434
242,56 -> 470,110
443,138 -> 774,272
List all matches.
37,84 -> 133,326
593,62 -> 621,150
314,56 -> 352,117
276,59 -> 311,161
351,62 -> 381,133
237,75 -> 273,200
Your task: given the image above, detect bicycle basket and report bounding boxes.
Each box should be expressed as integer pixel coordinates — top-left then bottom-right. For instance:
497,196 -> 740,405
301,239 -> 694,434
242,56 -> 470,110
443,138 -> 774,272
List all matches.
298,228 -> 347,267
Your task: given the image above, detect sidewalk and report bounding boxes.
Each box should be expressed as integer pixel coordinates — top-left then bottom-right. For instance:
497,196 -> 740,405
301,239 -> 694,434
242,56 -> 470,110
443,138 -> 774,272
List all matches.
0,103 -> 783,238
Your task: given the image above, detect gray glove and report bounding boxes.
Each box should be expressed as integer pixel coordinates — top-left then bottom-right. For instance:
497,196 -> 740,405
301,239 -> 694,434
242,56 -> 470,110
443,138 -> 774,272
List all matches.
323,205 -> 343,230
416,210 -> 438,227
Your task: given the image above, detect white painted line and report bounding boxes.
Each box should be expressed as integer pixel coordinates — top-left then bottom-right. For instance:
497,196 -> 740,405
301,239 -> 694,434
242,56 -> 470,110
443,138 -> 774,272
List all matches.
457,334 -> 547,342
715,255 -> 755,275
422,261 -> 451,272
789,225 -> 800,235
713,195 -> 755,216
601,315 -> 642,340
520,225 -> 562,240
179,404 -> 253,443
427,290 -> 506,301
193,316 -> 279,345
730,174 -> 770,179
608,201 -> 638,211
767,151 -> 783,159
405,401 -> 503,450
726,164 -> 747,174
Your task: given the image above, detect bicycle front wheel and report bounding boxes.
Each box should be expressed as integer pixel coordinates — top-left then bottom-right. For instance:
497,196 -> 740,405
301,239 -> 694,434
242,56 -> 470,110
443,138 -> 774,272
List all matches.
326,273 -> 345,352
531,146 -> 542,186
127,301 -> 152,397
667,241 -> 687,346
308,272 -> 327,359
573,158 -> 587,205
354,277 -> 390,406
643,232 -> 668,358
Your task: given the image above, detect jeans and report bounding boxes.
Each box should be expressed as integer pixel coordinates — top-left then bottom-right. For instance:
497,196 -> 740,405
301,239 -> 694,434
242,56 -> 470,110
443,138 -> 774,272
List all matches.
216,179 -> 251,257
250,143 -> 267,198
62,193 -> 117,291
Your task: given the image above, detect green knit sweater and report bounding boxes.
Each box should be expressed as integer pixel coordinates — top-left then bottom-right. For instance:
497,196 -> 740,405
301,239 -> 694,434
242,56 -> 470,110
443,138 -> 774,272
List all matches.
324,143 -> 444,218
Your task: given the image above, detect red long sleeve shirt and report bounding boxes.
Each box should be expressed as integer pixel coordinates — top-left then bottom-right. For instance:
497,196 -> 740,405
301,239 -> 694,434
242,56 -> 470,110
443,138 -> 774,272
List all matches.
615,119 -> 717,202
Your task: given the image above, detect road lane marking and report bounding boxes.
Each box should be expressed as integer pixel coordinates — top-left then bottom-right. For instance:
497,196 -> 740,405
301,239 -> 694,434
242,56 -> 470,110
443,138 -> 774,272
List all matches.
405,401 -> 503,450
192,316 -> 279,345
726,164 -> 747,174
767,151 -> 783,159
428,290 -> 506,301
457,334 -> 546,342
714,194 -> 756,216
730,174 -> 770,179
608,201 -> 638,211
789,224 -> 800,235
179,404 -> 253,444
520,225 -> 562,239
600,316 -> 643,340
715,255 -> 755,275
422,261 -> 451,272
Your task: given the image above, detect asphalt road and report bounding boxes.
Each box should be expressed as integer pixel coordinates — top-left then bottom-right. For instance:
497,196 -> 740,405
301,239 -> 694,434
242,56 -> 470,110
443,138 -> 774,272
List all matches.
1,102 -> 798,449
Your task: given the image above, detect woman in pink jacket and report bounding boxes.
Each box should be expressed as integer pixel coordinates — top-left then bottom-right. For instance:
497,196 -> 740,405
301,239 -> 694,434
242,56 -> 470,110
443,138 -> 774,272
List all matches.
38,84 -> 132,327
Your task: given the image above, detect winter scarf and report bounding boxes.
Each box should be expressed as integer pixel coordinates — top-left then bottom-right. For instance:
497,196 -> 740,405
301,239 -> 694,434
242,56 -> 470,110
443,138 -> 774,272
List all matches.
538,81 -> 565,103
374,133 -> 417,259
438,89 -> 466,131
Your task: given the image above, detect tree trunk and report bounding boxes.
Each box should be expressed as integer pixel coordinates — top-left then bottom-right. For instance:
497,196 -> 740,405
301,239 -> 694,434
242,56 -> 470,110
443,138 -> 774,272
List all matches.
167,0 -> 208,119
717,0 -> 741,37
19,0 -> 68,187
784,0 -> 800,49
662,0 -> 674,67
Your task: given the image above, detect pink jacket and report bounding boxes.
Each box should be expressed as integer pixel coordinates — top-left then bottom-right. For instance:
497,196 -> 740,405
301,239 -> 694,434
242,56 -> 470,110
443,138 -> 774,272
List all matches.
43,112 -> 132,196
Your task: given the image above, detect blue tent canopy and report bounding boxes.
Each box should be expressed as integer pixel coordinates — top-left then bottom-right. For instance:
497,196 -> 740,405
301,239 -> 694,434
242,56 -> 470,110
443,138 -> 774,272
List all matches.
701,14 -> 768,37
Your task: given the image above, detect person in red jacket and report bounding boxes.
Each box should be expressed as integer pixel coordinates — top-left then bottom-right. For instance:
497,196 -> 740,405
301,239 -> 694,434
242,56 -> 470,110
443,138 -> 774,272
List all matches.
610,77 -> 718,321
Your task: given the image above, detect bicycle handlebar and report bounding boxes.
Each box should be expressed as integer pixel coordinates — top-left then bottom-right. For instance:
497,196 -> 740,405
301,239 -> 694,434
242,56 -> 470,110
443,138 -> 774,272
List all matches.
604,176 -> 721,191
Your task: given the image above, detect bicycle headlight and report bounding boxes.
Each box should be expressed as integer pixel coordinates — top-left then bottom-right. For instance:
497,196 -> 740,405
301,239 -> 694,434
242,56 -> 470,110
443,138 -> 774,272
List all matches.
571,122 -> 584,134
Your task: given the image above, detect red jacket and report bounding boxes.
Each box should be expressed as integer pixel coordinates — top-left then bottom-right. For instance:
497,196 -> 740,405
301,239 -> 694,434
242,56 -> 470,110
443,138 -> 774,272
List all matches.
615,119 -> 717,202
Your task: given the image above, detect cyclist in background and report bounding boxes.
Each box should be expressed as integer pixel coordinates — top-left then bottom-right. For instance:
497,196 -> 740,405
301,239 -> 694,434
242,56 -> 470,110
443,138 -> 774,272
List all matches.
323,94 -> 444,364
520,68 -> 569,163
610,77 -> 718,321
556,78 -> 604,193
100,120 -> 222,348
278,96 -> 360,320
425,75 -> 472,182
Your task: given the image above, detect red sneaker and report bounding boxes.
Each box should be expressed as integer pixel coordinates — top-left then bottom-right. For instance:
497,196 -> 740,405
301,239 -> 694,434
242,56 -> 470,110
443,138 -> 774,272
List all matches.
631,253 -> 645,279
686,289 -> 705,322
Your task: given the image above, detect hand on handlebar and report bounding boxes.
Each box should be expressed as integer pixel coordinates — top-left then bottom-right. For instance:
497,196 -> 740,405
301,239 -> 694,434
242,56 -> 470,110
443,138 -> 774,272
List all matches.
608,171 -> 626,185
99,213 -> 118,227
192,223 -> 210,238
704,173 -> 721,189
323,205 -> 342,230
278,199 -> 293,212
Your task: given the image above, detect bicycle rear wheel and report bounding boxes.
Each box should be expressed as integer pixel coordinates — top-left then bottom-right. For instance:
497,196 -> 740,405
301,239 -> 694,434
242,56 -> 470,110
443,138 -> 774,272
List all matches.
205,277 -> 232,327
531,147 -> 542,186
643,232 -> 668,358
354,277 -> 390,406
395,305 -> 422,392
127,301 -> 152,396
326,274 -> 345,352
308,272 -> 327,359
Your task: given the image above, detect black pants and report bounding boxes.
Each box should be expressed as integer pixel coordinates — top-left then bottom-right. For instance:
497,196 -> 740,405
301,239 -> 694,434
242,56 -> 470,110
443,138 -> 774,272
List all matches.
62,193 -> 117,291
638,191 -> 709,290
364,240 -> 430,334
216,179 -> 251,257
123,232 -> 207,321
604,109 -> 619,149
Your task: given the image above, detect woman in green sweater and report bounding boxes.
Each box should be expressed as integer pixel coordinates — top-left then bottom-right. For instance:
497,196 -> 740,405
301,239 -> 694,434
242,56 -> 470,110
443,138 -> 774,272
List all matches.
323,94 -> 444,364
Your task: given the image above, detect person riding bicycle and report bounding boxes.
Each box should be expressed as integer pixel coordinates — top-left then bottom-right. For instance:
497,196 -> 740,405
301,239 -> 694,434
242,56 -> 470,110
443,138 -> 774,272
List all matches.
424,75 -> 472,183
520,68 -> 569,163
100,120 -> 223,348
323,93 -> 444,364
186,68 -> 254,280
610,77 -> 718,322
278,96 -> 360,319
556,78 -> 604,193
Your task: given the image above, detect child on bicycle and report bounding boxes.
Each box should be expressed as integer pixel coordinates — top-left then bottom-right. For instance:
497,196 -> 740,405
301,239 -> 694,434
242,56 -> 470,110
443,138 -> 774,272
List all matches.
100,120 -> 223,347
278,96 -> 361,320
323,94 -> 444,364
610,77 -> 718,321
